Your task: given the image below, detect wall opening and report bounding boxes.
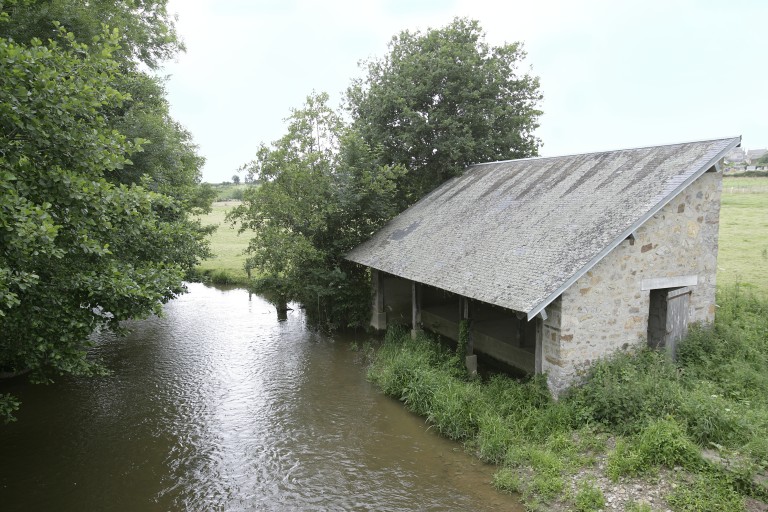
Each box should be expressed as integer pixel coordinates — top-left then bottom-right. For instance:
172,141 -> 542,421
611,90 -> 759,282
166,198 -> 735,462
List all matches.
647,286 -> 691,357
647,288 -> 668,349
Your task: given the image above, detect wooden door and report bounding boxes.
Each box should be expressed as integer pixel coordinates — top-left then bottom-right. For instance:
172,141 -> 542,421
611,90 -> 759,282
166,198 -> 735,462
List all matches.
664,287 -> 691,358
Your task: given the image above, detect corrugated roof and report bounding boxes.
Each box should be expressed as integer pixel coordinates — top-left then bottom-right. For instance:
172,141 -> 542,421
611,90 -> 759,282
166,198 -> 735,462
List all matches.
346,137 -> 741,319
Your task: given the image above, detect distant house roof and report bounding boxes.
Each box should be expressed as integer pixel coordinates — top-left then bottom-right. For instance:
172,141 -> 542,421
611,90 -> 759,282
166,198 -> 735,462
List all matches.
346,137 -> 740,320
746,149 -> 767,162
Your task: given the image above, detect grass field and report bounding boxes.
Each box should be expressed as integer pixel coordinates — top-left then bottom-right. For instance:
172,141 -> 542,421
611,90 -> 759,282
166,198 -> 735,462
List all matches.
718,177 -> 768,292
196,201 -> 250,282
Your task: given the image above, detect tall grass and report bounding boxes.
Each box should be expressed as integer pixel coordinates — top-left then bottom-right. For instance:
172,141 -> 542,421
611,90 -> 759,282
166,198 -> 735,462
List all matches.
367,287 -> 768,509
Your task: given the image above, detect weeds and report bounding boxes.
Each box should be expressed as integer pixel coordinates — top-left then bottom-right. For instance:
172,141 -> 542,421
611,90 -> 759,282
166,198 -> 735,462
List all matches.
574,479 -> 605,511
667,472 -> 745,511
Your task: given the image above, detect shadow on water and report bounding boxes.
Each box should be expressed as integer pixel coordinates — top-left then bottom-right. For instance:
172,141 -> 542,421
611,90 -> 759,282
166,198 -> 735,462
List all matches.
0,283 -> 523,511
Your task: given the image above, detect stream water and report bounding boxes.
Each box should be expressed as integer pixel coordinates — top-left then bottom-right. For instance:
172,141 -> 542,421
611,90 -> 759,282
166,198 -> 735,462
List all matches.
0,283 -> 522,511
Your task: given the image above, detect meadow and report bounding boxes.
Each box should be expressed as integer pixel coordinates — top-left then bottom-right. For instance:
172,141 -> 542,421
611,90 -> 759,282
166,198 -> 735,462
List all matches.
719,176 -> 768,292
195,201 -> 250,284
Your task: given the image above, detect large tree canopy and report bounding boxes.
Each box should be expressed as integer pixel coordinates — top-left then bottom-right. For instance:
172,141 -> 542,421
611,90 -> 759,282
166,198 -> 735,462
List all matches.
232,19 -> 543,329
347,17 -> 542,208
0,0 -> 181,69
0,1 -> 211,422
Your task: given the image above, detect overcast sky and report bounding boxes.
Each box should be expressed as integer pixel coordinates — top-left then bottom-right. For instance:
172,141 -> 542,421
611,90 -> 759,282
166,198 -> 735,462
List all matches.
163,0 -> 768,184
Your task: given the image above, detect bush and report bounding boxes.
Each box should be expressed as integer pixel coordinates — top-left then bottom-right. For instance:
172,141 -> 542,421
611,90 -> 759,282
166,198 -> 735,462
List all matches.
607,418 -> 702,479
565,348 -> 682,434
574,479 -> 605,512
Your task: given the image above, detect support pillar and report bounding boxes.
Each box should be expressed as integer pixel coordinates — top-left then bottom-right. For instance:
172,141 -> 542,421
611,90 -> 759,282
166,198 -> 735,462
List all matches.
370,269 -> 387,330
411,281 -> 423,338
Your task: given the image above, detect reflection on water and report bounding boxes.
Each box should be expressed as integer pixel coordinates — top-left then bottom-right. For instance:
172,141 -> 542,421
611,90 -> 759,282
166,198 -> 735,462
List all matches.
0,283 -> 522,511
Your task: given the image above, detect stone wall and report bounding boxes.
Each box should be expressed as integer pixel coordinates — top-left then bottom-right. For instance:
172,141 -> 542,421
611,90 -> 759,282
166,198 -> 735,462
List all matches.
543,170 -> 722,396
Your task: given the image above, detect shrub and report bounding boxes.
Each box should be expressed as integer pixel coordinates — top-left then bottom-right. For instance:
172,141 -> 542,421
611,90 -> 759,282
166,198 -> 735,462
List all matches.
492,467 -> 521,494
574,479 -> 605,512
607,418 -> 701,480
565,348 -> 682,434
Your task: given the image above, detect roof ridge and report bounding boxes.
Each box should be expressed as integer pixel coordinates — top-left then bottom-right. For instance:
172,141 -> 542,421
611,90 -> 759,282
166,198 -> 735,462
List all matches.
471,136 -> 742,167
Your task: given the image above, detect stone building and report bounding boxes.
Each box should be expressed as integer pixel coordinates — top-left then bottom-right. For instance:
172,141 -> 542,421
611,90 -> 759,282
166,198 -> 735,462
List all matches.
346,137 -> 741,396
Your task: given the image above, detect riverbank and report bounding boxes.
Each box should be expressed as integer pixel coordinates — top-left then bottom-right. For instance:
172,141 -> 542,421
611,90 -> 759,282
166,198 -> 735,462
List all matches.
367,287 -> 768,511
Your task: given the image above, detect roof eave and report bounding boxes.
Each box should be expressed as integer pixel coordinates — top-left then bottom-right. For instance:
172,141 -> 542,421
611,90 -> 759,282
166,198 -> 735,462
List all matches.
525,135 -> 742,321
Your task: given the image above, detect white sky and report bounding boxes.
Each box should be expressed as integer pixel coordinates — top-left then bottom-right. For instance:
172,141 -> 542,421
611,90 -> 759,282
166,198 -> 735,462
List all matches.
163,0 -> 768,184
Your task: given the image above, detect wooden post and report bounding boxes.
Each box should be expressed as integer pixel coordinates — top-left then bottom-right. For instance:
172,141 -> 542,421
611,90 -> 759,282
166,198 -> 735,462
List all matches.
411,281 -> 423,338
370,269 -> 387,330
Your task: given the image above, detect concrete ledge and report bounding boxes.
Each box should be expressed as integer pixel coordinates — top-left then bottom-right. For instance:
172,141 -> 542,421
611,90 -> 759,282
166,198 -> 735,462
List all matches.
641,275 -> 698,290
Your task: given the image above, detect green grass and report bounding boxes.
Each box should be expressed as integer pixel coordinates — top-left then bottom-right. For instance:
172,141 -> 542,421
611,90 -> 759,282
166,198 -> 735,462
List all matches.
719,177 -> 768,292
196,201 -> 251,284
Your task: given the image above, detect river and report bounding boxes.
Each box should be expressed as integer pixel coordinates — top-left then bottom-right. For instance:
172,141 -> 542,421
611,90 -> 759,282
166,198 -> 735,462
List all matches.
0,283 -> 522,511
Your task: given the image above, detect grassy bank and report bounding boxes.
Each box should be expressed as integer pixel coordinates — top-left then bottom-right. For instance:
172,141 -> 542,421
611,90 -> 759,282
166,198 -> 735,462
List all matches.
195,201 -> 251,286
368,288 -> 768,511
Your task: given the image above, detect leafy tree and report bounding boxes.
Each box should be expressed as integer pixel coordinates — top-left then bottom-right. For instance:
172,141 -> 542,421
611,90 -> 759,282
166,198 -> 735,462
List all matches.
229,93 -> 404,328
347,17 -> 543,208
0,0 -> 181,69
232,175 -> 241,185
105,70 -> 216,217
0,5 -> 210,422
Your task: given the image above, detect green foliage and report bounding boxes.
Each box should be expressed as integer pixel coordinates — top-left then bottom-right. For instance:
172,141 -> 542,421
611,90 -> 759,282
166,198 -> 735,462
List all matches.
566,347 -> 682,433
0,3 -> 210,419
574,480 -> 605,512
229,92 -> 405,328
606,418 -> 702,480
667,472 -> 746,512
0,0 -> 182,69
207,183 -> 249,201
0,393 -> 20,424
457,319 -> 469,358
347,17 -> 542,208
492,467 -> 521,494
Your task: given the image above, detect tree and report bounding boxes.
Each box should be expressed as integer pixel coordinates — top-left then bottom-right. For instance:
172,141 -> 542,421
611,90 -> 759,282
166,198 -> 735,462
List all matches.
232,175 -> 241,185
347,17 -> 543,208
229,93 -> 404,328
232,19 -> 543,330
0,4 -> 210,422
0,0 -> 182,69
